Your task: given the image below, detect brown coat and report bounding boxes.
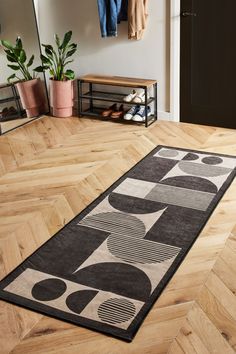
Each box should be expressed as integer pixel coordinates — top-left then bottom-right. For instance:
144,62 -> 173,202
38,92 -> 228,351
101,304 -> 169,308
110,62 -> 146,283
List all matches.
128,0 -> 149,40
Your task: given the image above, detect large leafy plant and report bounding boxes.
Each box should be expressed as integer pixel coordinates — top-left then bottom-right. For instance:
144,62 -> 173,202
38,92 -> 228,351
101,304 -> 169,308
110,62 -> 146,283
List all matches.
0,37 -> 35,82
35,31 -> 77,81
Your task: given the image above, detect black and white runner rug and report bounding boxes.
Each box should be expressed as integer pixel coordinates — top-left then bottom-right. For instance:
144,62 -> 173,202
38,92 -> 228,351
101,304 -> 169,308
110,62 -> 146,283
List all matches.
0,146 -> 235,341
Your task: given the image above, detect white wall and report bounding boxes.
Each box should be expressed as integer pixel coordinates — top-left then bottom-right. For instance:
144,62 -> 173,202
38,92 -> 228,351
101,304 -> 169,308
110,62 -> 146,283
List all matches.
37,0 -> 171,117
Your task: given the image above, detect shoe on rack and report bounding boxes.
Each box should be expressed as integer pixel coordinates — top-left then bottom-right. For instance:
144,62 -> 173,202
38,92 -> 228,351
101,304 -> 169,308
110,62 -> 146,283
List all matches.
110,104 -> 125,119
102,103 -> 117,117
0,106 -> 19,122
8,106 -> 18,116
123,105 -> 140,120
132,106 -> 151,122
133,90 -> 147,103
1,107 -> 9,118
123,90 -> 137,103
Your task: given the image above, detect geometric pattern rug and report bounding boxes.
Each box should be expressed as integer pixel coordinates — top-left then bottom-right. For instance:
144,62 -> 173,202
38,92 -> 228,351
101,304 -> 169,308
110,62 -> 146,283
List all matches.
0,146 -> 235,342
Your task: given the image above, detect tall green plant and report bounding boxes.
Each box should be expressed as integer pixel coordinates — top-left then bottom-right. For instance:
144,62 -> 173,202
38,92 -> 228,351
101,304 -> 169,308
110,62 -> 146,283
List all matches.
0,37 -> 35,82
35,31 -> 77,81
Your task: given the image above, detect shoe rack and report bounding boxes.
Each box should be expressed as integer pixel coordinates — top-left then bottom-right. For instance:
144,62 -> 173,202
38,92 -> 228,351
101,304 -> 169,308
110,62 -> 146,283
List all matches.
77,74 -> 158,127
0,83 -> 24,123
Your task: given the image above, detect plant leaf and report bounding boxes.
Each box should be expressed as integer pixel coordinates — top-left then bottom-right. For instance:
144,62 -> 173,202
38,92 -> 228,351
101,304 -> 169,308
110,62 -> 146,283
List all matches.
55,34 -> 61,48
7,64 -> 20,70
64,60 -> 73,66
15,48 -> 21,57
6,54 -> 17,63
16,37 -> 22,50
41,54 -> 51,64
0,39 -> 14,50
42,44 -> 58,65
68,43 -> 77,49
19,49 -> 26,63
5,49 -> 13,55
42,44 -> 53,51
7,73 -> 16,82
59,31 -> 72,50
27,54 -> 34,67
34,65 -> 49,72
64,69 -> 75,80
56,64 -> 62,80
45,47 -> 53,59
66,48 -> 77,58
49,69 -> 55,77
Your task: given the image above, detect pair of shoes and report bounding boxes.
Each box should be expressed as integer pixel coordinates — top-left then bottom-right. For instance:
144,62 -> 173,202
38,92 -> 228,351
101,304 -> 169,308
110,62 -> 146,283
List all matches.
101,103 -> 116,117
124,105 -> 152,122
123,89 -> 147,103
0,106 -> 18,120
101,104 -> 124,119
8,106 -> 18,116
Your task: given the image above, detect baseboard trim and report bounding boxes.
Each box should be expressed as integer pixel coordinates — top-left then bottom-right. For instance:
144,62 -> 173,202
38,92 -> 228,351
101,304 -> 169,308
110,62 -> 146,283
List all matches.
158,111 -> 172,121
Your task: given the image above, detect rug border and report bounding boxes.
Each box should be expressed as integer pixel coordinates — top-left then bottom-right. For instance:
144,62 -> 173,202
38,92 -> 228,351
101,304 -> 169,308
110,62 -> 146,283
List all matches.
0,145 -> 235,342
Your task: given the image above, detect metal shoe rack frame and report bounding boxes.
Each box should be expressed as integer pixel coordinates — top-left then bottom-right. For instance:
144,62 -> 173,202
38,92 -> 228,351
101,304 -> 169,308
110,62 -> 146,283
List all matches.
77,76 -> 158,128
0,83 -> 23,119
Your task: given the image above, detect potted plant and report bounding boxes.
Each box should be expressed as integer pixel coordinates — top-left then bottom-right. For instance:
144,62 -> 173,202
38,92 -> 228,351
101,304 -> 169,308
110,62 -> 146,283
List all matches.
0,37 -> 46,118
35,31 -> 77,118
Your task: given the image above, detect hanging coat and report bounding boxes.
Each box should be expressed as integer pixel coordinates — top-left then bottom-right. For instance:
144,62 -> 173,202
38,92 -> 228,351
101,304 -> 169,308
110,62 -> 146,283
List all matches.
128,0 -> 149,40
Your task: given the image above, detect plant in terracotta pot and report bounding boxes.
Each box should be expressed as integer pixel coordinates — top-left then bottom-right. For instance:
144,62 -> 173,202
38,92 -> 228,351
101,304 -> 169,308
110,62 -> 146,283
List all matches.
0,37 -> 47,118
34,30 -> 77,118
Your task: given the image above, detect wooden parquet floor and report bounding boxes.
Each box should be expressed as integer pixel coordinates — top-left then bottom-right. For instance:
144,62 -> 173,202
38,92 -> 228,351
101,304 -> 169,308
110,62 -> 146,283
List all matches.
0,116 -> 235,354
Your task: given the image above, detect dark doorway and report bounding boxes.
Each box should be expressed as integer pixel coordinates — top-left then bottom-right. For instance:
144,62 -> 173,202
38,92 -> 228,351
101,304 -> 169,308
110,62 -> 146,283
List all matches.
180,0 -> 236,129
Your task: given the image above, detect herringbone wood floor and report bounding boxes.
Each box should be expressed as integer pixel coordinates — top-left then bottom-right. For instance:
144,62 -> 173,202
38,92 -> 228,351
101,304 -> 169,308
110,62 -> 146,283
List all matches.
0,116 -> 235,354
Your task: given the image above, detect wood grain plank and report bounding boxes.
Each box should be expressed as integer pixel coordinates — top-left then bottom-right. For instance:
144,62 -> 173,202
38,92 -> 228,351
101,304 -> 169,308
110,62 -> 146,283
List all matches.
175,321 -> 210,354
197,285 -> 236,350
187,303 -> 235,354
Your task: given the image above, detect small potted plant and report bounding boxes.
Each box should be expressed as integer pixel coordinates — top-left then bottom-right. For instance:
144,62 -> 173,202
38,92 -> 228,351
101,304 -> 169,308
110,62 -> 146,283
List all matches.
0,37 -> 46,118
35,31 -> 77,118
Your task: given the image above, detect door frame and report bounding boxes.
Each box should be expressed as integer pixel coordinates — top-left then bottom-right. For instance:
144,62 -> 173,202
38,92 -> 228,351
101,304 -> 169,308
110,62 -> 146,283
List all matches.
170,0 -> 180,122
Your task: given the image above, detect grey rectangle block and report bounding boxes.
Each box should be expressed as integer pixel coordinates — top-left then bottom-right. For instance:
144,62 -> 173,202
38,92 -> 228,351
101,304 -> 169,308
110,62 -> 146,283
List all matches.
145,183 -> 215,211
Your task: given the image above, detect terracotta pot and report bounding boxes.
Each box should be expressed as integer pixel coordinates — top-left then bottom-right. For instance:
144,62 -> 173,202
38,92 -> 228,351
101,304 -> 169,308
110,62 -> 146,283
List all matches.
49,80 -> 74,118
15,78 -> 46,118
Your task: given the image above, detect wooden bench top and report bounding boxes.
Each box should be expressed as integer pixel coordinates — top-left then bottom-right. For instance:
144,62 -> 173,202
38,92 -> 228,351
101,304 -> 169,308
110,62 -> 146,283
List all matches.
79,74 -> 157,88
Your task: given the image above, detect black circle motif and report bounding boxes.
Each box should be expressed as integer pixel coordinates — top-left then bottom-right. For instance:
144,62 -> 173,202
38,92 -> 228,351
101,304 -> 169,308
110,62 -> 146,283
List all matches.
31,278 -> 67,301
66,290 -> 98,314
182,153 -> 199,161
202,156 -> 223,165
